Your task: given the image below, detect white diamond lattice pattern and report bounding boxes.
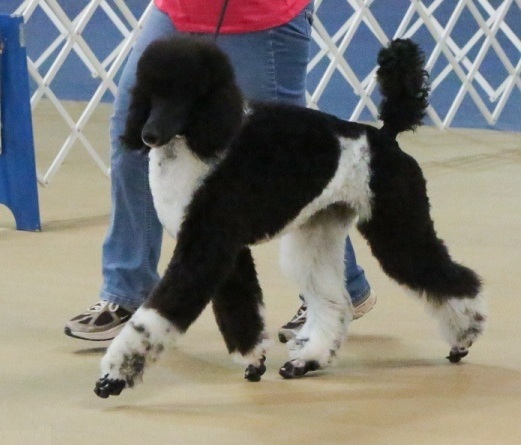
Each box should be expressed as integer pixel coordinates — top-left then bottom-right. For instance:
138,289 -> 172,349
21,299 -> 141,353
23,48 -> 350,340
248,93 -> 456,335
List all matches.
15,0 -> 521,185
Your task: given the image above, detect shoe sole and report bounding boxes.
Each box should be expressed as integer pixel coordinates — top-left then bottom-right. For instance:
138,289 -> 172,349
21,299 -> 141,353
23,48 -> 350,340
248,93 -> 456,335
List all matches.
64,323 -> 126,341
353,291 -> 377,320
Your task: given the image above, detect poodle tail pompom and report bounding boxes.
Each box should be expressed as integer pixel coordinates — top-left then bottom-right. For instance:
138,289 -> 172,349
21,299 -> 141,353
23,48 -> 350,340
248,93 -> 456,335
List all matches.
376,38 -> 430,139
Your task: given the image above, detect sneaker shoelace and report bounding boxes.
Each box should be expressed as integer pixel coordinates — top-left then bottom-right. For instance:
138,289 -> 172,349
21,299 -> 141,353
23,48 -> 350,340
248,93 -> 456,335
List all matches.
88,301 -> 120,313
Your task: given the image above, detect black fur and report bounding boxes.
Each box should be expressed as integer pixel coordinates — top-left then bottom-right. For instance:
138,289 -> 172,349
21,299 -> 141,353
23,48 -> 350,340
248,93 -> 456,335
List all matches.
121,37 -> 243,159
212,248 -> 264,355
357,130 -> 482,303
377,38 -> 429,139
96,37 -> 485,397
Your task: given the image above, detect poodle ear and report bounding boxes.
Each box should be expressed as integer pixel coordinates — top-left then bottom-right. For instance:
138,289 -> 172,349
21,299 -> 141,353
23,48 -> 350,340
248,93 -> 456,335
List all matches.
186,83 -> 243,159
119,86 -> 151,151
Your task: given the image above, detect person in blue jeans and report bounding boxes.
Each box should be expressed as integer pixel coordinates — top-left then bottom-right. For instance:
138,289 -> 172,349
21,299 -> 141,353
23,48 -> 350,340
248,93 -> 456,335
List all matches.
64,0 -> 376,342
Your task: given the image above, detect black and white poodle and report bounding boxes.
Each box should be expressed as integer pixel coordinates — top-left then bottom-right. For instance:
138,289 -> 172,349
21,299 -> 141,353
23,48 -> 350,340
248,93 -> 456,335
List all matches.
94,37 -> 486,398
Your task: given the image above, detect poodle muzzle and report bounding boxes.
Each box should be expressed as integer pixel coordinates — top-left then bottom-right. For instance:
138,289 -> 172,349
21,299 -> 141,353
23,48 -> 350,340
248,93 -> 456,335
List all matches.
141,99 -> 187,148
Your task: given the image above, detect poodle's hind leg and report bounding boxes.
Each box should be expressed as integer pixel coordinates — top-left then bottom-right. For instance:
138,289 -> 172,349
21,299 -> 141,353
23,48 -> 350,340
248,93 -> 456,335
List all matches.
357,147 -> 487,362
95,307 -> 179,398
278,204 -> 355,378
212,248 -> 269,382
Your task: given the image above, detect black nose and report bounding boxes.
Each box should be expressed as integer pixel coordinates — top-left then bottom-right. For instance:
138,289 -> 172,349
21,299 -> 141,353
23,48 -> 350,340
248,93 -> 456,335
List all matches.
141,129 -> 160,147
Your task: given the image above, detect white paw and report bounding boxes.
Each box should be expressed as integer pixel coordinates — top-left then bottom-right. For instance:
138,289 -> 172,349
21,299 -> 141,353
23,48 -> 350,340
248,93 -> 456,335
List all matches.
231,332 -> 271,369
99,307 -> 179,387
428,293 -> 487,349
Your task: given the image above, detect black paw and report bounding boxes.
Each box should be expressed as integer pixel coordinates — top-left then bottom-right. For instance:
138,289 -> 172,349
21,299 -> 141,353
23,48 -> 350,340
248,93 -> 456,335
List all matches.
446,347 -> 469,363
279,360 -> 320,379
94,374 -> 126,398
244,356 -> 266,382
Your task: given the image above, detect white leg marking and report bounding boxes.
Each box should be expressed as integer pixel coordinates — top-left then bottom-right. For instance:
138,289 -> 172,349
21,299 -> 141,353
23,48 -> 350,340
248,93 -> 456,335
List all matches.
231,335 -> 272,368
100,307 -> 180,387
425,293 -> 487,349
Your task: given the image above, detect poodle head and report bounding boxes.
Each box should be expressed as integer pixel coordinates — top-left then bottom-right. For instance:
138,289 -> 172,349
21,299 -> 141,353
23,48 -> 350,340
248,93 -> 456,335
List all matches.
121,37 -> 244,159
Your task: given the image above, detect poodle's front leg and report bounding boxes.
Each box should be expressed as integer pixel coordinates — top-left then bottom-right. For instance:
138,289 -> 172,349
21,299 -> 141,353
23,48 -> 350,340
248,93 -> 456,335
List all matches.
94,307 -> 179,398
212,248 -> 270,382
95,212 -> 244,397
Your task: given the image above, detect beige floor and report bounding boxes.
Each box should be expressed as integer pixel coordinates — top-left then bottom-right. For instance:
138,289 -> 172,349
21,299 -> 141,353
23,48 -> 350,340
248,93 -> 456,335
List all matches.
1,104 -> 520,444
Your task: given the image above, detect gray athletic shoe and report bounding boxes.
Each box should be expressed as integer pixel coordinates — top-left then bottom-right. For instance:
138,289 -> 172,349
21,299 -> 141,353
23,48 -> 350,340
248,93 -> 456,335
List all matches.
64,300 -> 134,341
278,290 -> 377,343
278,303 -> 308,344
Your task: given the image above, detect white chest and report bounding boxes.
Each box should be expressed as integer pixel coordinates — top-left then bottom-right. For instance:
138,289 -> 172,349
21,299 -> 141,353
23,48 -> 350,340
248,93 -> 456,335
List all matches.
148,139 -> 212,238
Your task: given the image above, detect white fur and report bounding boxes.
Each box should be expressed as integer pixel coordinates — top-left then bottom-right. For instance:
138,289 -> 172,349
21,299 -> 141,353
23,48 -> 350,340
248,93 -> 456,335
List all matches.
148,138 -> 213,237
231,338 -> 272,368
279,206 -> 355,367
100,307 -> 179,384
425,293 -> 487,349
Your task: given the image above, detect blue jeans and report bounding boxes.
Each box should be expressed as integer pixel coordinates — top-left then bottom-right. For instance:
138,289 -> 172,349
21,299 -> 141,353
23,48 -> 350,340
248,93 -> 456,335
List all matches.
101,4 -> 370,309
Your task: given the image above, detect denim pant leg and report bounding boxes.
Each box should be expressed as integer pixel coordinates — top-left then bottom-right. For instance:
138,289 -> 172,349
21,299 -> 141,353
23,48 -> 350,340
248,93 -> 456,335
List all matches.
215,2 -> 313,105
100,7 -> 177,309
344,237 -> 371,304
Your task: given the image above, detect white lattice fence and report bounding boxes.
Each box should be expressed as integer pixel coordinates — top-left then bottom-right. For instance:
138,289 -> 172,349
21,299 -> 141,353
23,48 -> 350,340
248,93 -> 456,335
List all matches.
16,0 -> 152,185
15,0 -> 521,185
310,0 -> 520,127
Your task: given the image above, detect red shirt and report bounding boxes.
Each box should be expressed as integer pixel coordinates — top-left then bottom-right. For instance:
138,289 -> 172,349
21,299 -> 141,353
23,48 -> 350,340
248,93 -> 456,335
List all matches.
155,0 -> 310,34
